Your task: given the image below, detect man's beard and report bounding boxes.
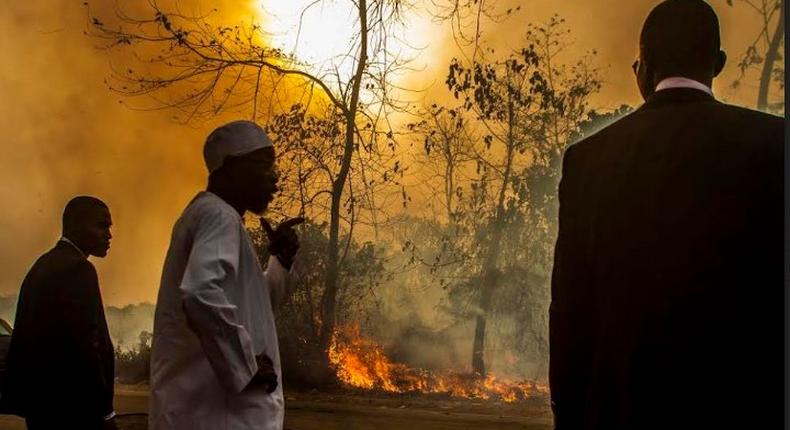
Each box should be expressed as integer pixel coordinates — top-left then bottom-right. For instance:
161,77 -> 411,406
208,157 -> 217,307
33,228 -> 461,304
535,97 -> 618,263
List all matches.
248,197 -> 270,215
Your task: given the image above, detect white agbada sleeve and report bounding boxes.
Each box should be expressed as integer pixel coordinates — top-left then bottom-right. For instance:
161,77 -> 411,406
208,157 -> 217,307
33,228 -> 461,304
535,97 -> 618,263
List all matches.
264,255 -> 300,308
180,209 -> 258,394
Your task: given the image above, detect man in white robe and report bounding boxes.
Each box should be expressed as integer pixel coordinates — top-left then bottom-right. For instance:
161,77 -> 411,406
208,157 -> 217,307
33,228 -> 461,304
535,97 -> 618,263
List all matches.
149,120 -> 302,430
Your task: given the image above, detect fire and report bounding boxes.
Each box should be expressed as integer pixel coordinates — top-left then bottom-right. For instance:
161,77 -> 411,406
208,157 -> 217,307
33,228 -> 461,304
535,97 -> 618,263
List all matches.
328,324 -> 549,403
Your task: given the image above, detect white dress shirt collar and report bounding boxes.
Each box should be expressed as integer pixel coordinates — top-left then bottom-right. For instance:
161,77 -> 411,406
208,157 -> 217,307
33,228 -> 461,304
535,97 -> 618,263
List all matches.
655,77 -> 713,96
60,236 -> 87,258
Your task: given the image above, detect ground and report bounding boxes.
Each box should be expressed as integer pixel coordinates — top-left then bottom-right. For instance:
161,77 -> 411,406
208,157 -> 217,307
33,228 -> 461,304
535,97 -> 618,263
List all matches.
0,385 -> 553,430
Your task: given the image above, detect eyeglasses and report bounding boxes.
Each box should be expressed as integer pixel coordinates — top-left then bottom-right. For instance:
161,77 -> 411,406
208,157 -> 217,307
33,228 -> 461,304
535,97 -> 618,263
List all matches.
632,59 -> 640,75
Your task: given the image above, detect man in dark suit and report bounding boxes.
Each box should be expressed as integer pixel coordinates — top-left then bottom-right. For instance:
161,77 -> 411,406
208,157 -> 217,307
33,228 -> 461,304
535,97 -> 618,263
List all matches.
549,1 -> 783,429
5,196 -> 117,430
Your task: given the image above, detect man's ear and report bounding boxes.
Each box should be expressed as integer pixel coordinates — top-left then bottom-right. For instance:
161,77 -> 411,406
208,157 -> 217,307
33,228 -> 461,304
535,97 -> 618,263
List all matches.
713,50 -> 727,77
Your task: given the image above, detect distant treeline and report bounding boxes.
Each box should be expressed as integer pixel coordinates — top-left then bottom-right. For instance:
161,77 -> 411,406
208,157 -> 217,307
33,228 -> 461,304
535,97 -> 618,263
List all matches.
0,294 -> 155,350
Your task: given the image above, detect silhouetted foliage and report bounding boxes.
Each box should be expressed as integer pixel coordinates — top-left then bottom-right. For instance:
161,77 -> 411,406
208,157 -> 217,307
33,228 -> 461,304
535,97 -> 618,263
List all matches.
249,220 -> 389,387
725,0 -> 784,113
405,16 -> 602,377
88,0 -> 417,362
115,330 -> 152,384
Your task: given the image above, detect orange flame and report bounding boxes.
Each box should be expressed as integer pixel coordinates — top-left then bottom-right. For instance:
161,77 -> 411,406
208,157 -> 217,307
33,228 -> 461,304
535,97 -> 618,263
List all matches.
328,324 -> 549,403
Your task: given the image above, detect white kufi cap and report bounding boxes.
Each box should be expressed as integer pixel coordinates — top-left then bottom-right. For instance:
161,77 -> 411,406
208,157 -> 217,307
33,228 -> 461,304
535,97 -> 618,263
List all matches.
203,120 -> 273,173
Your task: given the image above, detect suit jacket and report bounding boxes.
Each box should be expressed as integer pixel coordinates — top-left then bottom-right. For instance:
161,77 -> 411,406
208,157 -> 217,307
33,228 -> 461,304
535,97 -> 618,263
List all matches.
4,240 -> 114,420
550,88 -> 783,430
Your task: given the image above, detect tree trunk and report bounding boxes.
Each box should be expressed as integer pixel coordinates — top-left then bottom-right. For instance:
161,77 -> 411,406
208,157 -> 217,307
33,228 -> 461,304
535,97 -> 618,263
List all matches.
319,0 -> 368,357
444,141 -> 455,220
471,84 -> 515,376
471,263 -> 499,375
471,205 -> 510,375
757,0 -> 784,111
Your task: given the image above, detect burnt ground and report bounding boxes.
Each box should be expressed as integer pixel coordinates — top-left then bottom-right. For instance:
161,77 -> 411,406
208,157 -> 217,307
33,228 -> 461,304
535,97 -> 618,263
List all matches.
0,385 -> 553,430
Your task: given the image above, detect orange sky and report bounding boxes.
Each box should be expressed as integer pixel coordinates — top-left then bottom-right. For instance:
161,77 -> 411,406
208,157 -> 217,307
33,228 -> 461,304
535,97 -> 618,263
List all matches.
0,0 -> 780,305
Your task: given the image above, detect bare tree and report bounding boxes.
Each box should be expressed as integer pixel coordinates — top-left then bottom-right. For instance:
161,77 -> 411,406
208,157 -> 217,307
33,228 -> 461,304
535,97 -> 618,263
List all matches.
428,0 -> 520,60
87,0 -> 415,365
726,0 -> 785,112
407,104 -> 475,221
417,16 -> 601,376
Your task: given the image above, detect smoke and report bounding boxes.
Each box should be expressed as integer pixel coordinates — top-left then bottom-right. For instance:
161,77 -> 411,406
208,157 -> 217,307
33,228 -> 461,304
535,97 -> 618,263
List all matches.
105,302 -> 156,349
0,0 -> 227,306
0,294 -> 17,325
0,292 -> 154,349
0,0 -> 771,303
375,273 -> 473,372
404,0 -> 769,109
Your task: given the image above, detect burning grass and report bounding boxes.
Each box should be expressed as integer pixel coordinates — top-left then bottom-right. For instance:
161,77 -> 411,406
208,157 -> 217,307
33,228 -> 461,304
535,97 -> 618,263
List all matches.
328,324 -> 549,403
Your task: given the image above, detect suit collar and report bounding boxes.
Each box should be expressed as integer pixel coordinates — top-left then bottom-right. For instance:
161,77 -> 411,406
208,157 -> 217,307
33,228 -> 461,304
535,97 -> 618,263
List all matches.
57,237 -> 88,259
655,77 -> 713,96
641,87 -> 717,110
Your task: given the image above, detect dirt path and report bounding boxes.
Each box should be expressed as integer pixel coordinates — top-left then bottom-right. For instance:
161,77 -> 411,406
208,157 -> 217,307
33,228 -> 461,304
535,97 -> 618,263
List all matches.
0,388 -> 553,430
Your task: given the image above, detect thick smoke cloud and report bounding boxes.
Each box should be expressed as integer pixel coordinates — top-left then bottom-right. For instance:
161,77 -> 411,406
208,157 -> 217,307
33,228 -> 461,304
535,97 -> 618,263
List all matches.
406,0 -> 767,108
0,0 -> 771,311
0,0 -> 223,306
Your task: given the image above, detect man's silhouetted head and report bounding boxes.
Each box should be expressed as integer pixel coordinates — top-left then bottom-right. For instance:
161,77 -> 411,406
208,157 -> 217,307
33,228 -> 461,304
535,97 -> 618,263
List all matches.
62,196 -> 112,258
636,0 -> 727,99
208,147 -> 279,215
204,121 -> 280,215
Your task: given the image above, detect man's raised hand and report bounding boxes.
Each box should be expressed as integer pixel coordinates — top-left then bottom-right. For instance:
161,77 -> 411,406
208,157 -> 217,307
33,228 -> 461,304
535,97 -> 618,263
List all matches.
260,217 -> 304,270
